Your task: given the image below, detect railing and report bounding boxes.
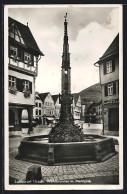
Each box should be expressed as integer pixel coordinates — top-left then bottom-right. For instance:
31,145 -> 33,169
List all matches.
9,58 -> 36,74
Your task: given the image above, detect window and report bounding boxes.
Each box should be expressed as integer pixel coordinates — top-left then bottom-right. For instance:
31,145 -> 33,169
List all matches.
36,102 -> 38,107
39,103 -> 41,107
36,110 -> 38,116
24,52 -> 32,64
104,60 -> 115,74
9,76 -> 16,87
105,82 -> 116,96
10,46 -> 17,58
9,23 -> 24,44
108,83 -> 113,95
22,80 -> 32,93
39,110 -> 41,115
14,78 -> 32,93
106,61 -> 112,73
23,80 -> 29,90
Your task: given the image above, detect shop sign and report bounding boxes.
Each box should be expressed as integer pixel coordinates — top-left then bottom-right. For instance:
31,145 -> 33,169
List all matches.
104,99 -> 119,105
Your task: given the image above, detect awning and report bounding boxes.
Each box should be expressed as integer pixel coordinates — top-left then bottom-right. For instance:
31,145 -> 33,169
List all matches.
46,117 -> 54,121
54,117 -> 59,120
21,120 -> 29,123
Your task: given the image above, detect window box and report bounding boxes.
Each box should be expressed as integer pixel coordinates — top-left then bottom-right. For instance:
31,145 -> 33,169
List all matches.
9,76 -> 17,95
9,86 -> 17,95
12,56 -> 21,63
23,88 -> 31,98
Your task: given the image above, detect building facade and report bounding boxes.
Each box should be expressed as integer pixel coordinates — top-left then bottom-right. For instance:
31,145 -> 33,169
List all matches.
72,94 -> 82,124
52,95 -> 61,119
8,17 -> 43,134
87,101 -> 102,124
94,102 -> 102,123
94,34 -> 119,135
33,92 -> 43,124
38,92 -> 55,125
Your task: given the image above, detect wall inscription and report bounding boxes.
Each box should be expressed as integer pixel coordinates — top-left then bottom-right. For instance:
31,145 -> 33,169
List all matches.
104,99 -> 119,105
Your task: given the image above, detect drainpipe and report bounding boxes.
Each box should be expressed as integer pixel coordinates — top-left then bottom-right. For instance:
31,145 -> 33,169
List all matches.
102,104 -> 104,135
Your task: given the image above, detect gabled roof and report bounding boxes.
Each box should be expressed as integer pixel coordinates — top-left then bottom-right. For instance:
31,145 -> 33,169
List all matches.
38,92 -> 50,103
52,95 -> 59,104
9,17 -> 44,56
91,100 -> 102,107
101,34 -> 119,59
94,34 -> 119,65
35,92 -> 41,100
73,93 -> 80,105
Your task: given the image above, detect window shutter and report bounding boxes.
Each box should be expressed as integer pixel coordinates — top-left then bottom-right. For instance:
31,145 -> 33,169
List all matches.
16,78 -> 23,92
103,63 -> 106,75
117,81 -> 119,94
8,45 -> 10,57
112,59 -> 115,72
29,81 -> 32,94
8,75 -> 10,87
18,48 -> 21,60
31,55 -> 34,66
21,50 -> 24,62
113,82 -> 116,95
18,48 -> 24,62
104,85 -> 108,96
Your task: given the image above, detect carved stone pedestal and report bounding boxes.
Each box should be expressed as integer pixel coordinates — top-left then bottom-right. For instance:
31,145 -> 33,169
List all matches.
49,121 -> 84,143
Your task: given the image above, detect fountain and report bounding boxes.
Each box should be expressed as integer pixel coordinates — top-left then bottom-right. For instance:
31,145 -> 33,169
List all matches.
17,14 -> 117,165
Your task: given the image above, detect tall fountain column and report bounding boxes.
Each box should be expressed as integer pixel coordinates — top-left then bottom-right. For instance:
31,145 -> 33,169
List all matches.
49,14 -> 84,143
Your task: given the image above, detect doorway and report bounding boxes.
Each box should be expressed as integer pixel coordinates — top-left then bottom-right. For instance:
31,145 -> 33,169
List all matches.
109,108 -> 119,131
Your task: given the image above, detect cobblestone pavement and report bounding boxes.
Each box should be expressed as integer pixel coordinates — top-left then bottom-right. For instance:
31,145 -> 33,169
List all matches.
9,145 -> 119,184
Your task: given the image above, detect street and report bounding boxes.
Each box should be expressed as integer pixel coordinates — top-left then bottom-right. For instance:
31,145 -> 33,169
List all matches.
9,125 -> 119,185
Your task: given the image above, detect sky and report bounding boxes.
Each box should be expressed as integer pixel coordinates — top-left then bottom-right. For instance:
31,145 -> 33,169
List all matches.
8,5 -> 119,95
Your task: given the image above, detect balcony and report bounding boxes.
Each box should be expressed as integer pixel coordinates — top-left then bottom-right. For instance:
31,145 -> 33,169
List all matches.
9,58 -> 37,76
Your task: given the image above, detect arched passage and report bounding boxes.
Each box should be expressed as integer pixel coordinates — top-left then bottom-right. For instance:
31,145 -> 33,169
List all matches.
21,109 -> 29,129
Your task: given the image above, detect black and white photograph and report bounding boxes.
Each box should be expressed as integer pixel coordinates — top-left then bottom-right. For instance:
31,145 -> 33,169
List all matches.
4,4 -> 123,190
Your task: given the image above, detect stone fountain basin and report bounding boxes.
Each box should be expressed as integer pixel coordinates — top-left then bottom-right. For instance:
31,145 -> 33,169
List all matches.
17,134 -> 117,165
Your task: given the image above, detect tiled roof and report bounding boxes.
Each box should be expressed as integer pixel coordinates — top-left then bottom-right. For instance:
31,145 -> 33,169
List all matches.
52,95 -> 59,104
100,34 -> 119,60
38,92 -> 49,102
9,17 -> 44,56
35,93 -> 41,100
94,34 -> 119,65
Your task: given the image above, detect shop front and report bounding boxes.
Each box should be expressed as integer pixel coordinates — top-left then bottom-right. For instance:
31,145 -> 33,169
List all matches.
103,99 -> 119,136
